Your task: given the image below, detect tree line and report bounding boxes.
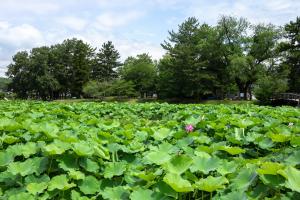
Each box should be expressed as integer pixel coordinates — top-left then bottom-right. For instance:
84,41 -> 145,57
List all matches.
5,16 -> 300,102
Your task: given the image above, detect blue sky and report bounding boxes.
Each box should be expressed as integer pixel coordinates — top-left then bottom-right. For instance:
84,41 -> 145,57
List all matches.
0,0 -> 299,76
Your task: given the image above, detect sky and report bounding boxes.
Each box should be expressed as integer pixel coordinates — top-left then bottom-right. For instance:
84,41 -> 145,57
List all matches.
0,0 -> 299,76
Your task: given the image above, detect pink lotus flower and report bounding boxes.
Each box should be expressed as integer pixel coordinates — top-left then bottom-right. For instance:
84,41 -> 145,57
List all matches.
185,124 -> 194,133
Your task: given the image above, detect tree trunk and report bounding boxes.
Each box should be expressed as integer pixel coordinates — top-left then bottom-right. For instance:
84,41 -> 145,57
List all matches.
249,87 -> 252,100
243,87 -> 248,100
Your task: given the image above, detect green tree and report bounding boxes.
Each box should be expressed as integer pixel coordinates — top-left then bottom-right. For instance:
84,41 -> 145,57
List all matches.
282,17 -> 300,93
254,65 -> 289,103
30,47 -> 60,100
6,51 -> 31,98
108,80 -> 138,98
0,77 -> 11,92
83,80 -> 112,98
120,53 -> 157,97
70,39 -> 94,97
219,16 -> 281,99
92,41 -> 121,81
160,18 -> 217,99
49,38 -> 94,98
159,18 -> 232,99
6,38 -> 95,99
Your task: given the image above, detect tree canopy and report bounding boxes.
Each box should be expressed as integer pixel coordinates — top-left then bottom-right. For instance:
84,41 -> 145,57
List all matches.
3,15 -> 300,102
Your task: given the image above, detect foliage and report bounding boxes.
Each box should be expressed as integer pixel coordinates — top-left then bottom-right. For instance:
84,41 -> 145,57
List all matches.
254,75 -> 288,103
5,39 -> 112,99
83,80 -> 137,98
0,101 -> 299,199
92,41 -> 121,81
108,80 -> 138,97
281,17 -> 300,93
0,77 -> 10,92
158,16 -> 285,100
83,81 -> 112,98
160,18 -> 223,99
120,53 -> 157,97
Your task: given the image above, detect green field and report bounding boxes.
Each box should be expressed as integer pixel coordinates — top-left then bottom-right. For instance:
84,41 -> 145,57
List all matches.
0,101 -> 299,199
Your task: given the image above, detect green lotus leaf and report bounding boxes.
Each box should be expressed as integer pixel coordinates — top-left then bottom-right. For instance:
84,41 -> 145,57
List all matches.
79,158 -> 99,173
194,150 -> 211,158
40,123 -> 59,138
230,167 -> 257,191
153,128 -> 172,140
43,140 -> 70,155
6,144 -> 22,157
163,173 -> 193,192
134,171 -> 156,182
102,186 -> 129,200
107,143 -> 122,153
26,182 -> 48,195
2,135 -> 20,144
163,154 -> 193,174
58,154 -> 79,171
290,136 -> 300,147
185,116 -> 201,126
285,150 -> 300,166
194,176 -> 228,192
130,188 -> 155,200
216,191 -> 247,200
104,161 -> 127,178
25,174 -> 50,184
278,166 -> 300,192
267,132 -> 290,143
219,146 -> 245,155
72,141 -> 94,156
155,181 -> 178,199
257,162 -> 284,175
0,171 -> 17,182
217,160 -> 237,175
234,119 -> 254,128
31,157 -> 49,175
68,170 -> 85,180
71,190 -> 90,200
0,118 -> 20,131
194,135 -> 212,144
145,150 -> 171,165
48,175 -> 75,191
21,142 -> 38,158
8,192 -> 35,200
8,159 -> 35,176
0,151 -> 14,166
158,142 -> 176,153
99,120 -> 120,130
58,130 -> 79,143
79,175 -> 100,195
94,145 -> 110,160
259,174 -> 285,187
190,156 -> 220,174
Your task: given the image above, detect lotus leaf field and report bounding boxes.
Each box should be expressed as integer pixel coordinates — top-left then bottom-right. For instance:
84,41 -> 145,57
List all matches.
0,101 -> 300,200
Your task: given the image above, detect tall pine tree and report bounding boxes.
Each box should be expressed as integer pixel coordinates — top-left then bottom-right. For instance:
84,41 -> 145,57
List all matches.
92,41 -> 121,81
284,17 -> 300,93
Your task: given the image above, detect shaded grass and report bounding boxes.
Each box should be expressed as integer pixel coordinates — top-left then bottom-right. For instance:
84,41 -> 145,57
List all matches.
53,97 -> 256,105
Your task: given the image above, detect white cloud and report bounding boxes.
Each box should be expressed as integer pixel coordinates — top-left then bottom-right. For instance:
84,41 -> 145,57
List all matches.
0,0 -> 60,15
116,40 -> 165,60
187,0 -> 300,25
59,17 -> 87,31
1,0 -> 300,77
96,0 -> 140,8
95,11 -> 143,30
0,60 -> 10,77
0,22 -> 44,48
